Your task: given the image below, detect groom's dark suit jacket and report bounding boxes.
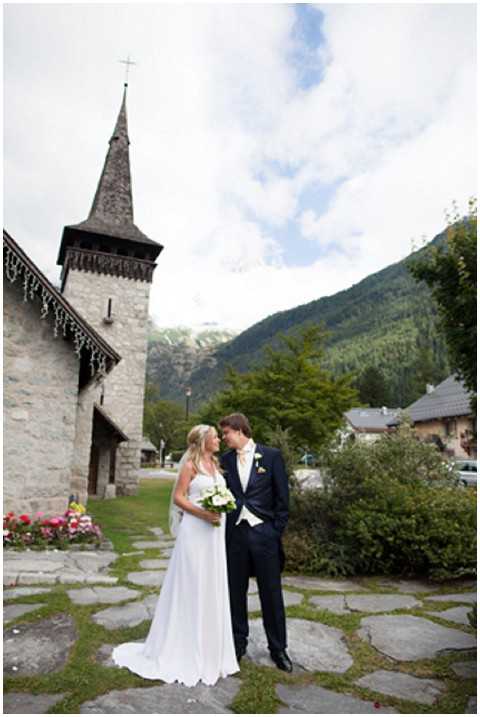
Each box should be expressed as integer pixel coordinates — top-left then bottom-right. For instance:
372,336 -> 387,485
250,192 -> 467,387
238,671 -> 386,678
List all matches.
220,444 -> 289,570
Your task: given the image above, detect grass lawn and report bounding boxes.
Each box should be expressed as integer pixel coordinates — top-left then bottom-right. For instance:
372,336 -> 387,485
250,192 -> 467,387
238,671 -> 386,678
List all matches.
87,478 -> 173,553
3,478 -> 476,714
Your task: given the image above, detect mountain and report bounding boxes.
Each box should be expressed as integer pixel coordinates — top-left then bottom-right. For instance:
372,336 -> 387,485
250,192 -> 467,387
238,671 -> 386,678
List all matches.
146,230 -> 451,410
146,324 -> 236,403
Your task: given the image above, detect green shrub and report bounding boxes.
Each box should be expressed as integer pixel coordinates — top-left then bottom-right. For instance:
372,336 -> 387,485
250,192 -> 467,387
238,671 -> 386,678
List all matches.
285,423 -> 476,579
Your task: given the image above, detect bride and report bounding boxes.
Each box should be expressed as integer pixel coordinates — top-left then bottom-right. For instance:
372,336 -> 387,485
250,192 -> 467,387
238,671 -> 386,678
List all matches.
112,424 -> 239,686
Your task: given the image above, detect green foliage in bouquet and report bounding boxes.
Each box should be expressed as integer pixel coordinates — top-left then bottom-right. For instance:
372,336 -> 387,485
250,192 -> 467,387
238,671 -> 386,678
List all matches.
284,422 -> 476,579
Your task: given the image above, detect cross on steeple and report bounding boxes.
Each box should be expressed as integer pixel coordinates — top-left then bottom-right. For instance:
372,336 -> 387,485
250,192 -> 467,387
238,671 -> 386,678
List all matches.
119,55 -> 136,85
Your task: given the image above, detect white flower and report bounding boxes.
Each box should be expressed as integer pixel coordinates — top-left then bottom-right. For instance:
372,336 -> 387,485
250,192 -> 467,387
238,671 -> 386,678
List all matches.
212,495 -> 229,506
254,453 -> 262,460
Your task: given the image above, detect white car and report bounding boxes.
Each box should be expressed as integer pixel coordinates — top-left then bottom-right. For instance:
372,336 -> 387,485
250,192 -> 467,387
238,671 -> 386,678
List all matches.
455,459 -> 477,488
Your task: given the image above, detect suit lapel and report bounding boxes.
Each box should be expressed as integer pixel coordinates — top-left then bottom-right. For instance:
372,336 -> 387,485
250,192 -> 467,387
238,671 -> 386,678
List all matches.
245,443 -> 263,494
225,450 -> 243,495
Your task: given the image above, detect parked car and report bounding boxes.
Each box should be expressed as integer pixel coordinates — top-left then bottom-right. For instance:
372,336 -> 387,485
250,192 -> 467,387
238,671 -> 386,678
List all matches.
455,459 -> 477,488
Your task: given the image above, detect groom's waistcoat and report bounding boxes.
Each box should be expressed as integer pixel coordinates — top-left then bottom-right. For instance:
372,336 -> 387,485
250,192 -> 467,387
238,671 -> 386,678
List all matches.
220,444 -> 289,539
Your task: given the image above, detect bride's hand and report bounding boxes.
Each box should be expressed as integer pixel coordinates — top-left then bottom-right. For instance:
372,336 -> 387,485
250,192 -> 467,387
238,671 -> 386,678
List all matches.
203,510 -> 221,526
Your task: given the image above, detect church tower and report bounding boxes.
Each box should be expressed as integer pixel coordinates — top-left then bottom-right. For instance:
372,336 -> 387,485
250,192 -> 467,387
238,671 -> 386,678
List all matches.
57,84 -> 163,496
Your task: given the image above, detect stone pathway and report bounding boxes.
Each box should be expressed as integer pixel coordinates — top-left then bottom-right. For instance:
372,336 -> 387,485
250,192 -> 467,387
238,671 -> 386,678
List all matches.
3,527 -> 477,713
4,549 -> 118,586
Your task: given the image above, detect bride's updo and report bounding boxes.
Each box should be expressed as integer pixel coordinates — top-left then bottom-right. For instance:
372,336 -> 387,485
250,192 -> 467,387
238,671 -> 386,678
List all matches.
185,424 -> 219,474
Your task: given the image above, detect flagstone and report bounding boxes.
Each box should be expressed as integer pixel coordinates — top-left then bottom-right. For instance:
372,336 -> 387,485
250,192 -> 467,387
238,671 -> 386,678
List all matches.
358,615 -> 476,661
248,591 -> 303,613
67,587 -> 140,605
132,540 -> 168,549
139,559 -> 170,570
3,691 -> 67,714
354,670 -> 446,705
276,684 -> 397,713
4,559 -> 61,573
345,594 -> 421,613
17,573 -> 58,585
149,527 -> 165,537
247,618 -> 353,673
309,595 -> 350,615
92,594 -> 158,630
466,696 -> 477,713
451,661 -> 477,679
95,642 -> 142,668
4,603 -> 44,622
4,587 -> 52,600
79,678 -> 241,713
426,607 -> 472,626
426,592 -> 477,604
127,570 -> 166,587
4,613 -> 77,676
84,575 -> 119,585
283,576 -> 366,592
377,579 -> 441,594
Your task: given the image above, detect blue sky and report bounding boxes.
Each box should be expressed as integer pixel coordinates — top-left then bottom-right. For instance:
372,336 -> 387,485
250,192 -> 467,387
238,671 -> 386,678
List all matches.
4,4 -> 476,331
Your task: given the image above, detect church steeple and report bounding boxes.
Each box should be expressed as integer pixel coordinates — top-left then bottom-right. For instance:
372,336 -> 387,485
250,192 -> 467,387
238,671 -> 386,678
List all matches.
88,85 -> 134,228
57,84 -> 162,282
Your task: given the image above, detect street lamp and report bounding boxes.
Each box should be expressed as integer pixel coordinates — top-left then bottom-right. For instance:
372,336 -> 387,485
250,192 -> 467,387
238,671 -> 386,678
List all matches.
185,387 -> 192,420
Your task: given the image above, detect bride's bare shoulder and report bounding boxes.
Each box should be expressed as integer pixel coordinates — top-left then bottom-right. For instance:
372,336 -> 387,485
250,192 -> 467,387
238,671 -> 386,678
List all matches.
181,459 -> 197,476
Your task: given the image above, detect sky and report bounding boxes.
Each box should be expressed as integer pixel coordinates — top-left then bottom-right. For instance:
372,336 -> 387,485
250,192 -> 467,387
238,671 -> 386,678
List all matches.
4,3 -> 477,333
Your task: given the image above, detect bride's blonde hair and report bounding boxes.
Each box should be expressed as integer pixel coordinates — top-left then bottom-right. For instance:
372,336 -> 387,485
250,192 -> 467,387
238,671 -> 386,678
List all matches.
185,424 -> 219,475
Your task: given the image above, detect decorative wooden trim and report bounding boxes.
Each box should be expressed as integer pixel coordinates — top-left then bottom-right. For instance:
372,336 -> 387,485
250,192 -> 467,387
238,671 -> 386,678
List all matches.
3,230 -> 121,377
64,247 -> 156,283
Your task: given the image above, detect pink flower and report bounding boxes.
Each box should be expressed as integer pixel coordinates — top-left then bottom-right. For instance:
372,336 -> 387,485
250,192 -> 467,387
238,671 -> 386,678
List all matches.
49,518 -> 61,528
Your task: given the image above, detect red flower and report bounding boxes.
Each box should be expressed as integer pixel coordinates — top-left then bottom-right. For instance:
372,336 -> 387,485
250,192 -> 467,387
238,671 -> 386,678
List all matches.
374,702 -> 381,709
19,514 -> 31,524
49,518 -> 61,528
70,520 -> 79,528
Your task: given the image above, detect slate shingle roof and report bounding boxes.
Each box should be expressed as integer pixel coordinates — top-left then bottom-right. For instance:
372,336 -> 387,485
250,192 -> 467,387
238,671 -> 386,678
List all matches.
405,375 -> 473,422
345,407 -> 400,432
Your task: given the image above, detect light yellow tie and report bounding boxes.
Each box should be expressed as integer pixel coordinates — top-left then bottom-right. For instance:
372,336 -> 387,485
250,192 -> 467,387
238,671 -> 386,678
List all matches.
237,449 -> 247,466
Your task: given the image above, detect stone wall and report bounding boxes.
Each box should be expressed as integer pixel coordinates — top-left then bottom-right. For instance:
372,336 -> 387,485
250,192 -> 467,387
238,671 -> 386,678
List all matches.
3,279 -> 80,516
70,380 -> 100,506
62,268 -> 151,495
414,416 -> 475,459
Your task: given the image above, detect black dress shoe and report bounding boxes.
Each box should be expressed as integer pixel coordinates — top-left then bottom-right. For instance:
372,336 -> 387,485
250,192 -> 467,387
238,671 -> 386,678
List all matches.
270,649 -> 293,672
235,647 -> 246,662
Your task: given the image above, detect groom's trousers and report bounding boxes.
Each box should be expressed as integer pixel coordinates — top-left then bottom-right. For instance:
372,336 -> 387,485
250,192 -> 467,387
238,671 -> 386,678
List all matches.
226,520 -> 286,654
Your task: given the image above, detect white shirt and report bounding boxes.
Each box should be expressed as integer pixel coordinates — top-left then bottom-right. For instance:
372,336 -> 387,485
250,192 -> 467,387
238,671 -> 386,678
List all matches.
235,439 -> 263,527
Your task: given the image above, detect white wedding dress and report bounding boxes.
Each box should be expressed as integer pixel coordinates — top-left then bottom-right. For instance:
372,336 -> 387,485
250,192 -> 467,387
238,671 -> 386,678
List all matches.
112,470 -> 239,686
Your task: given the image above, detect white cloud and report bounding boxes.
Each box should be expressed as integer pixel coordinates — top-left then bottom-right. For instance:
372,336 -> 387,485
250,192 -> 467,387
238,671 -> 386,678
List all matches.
4,4 -> 476,331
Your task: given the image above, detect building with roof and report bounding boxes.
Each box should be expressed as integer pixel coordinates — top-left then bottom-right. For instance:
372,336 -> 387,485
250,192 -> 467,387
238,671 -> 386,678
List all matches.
343,407 -> 400,444
397,375 -> 476,458
4,83 -> 162,514
140,437 -> 159,466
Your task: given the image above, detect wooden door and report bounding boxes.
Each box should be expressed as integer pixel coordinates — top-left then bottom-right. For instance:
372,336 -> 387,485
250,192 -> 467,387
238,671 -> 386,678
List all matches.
88,445 -> 100,495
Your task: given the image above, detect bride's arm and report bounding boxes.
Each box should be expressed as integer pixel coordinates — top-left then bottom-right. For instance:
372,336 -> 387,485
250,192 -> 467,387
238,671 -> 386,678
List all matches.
174,461 -> 220,525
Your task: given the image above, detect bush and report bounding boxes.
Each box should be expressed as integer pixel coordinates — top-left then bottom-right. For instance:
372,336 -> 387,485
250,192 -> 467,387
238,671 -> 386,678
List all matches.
3,503 -> 102,549
285,423 -> 476,579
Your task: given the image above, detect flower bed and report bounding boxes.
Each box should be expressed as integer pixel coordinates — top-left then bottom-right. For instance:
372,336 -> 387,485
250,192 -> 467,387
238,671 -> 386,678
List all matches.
3,502 -> 103,549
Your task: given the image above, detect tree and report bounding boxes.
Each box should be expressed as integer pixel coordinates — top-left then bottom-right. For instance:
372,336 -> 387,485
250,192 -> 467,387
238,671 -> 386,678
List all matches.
355,366 -> 390,407
143,399 -> 189,453
408,199 -> 476,397
198,325 -> 358,452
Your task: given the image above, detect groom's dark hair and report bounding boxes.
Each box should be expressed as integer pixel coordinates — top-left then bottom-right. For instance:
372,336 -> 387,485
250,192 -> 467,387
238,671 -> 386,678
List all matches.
219,413 -> 252,438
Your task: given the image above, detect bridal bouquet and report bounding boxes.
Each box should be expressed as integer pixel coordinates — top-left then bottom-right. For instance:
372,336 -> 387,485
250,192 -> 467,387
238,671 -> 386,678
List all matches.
200,485 -> 236,527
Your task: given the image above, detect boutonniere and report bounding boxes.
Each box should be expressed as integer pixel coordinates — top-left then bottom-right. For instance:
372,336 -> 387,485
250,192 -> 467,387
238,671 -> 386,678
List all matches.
254,452 -> 266,474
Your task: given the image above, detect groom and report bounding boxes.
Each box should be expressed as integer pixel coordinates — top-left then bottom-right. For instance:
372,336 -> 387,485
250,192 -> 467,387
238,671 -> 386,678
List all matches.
219,413 -> 292,673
